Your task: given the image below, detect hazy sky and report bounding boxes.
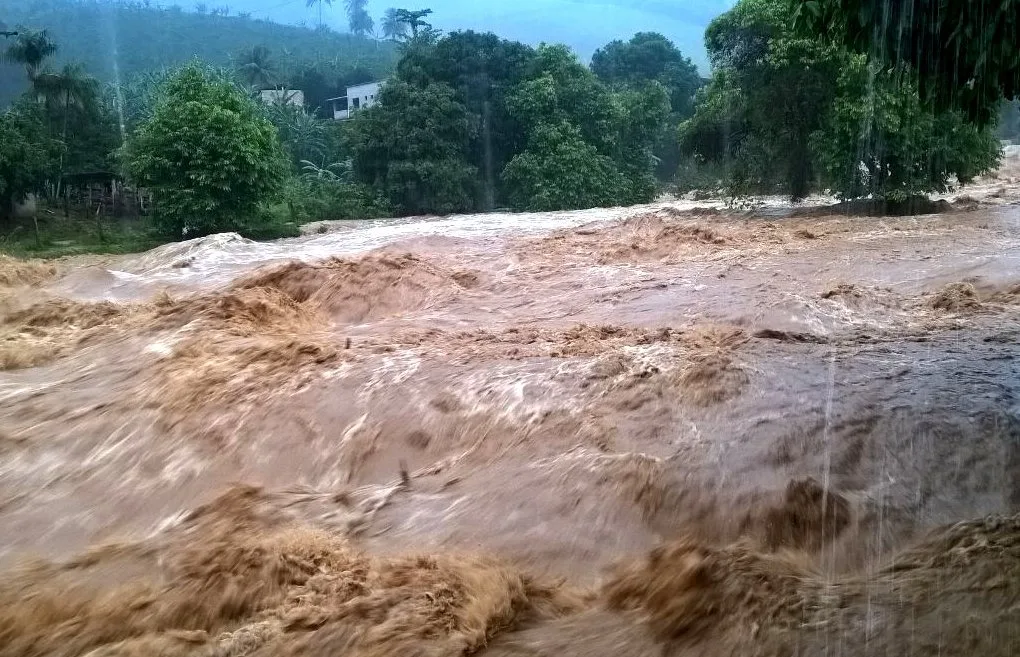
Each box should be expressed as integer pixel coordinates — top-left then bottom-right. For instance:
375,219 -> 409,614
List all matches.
230,0 -> 735,71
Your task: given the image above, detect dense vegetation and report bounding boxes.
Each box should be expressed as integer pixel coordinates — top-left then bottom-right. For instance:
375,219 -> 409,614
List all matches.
1,0 -> 1017,256
0,0 -> 398,110
795,0 -> 1019,126
120,64 -> 288,236
680,0 -> 1007,201
347,34 -> 673,214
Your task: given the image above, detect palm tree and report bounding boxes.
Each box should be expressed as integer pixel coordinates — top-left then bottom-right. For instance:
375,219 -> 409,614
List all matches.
393,8 -> 432,39
380,8 -> 408,41
305,0 -> 333,28
31,64 -> 99,192
266,103 -> 329,166
345,0 -> 374,36
4,29 -> 57,82
33,64 -> 99,121
236,45 -> 275,90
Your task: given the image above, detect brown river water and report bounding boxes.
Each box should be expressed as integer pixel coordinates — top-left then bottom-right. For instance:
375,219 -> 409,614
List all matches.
0,174 -> 1019,656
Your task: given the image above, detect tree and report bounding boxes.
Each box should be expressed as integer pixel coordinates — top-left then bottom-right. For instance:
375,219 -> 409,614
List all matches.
265,101 -> 330,168
592,32 -> 702,179
33,63 -> 101,179
0,101 -> 59,220
235,45 -> 276,90
682,0 -> 1000,201
687,0 -> 844,199
501,45 -> 651,211
396,30 -> 536,209
614,82 -> 671,203
811,55 -> 1001,201
392,8 -> 433,39
794,0 -> 1020,125
305,0 -> 333,28
502,120 -> 622,211
4,29 -> 57,82
120,64 -> 287,236
591,32 -> 701,118
34,64 -> 99,131
341,32 -> 667,215
381,8 -> 408,41
345,0 -> 374,36
346,79 -> 478,215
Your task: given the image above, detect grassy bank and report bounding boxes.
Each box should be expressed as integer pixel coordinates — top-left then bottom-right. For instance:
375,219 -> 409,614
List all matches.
0,207 -> 300,259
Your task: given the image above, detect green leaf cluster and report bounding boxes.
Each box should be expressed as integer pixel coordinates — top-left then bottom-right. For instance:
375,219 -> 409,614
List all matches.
682,0 -> 1002,200
793,0 -> 1019,126
120,63 -> 288,236
347,35 -> 672,214
0,100 -> 60,217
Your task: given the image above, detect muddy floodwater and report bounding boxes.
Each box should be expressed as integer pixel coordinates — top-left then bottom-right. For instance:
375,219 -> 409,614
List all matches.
0,178 -> 1018,656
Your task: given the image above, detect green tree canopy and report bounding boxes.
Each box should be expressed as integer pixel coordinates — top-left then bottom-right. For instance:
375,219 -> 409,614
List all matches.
591,32 -> 702,118
682,0 -> 999,200
345,0 -> 374,37
591,32 -> 701,181
346,79 -> 478,215
4,28 -> 57,82
397,30 -> 536,208
794,0 -> 1020,125
120,63 -> 287,236
502,120 -> 622,212
0,101 -> 59,219
502,44 -> 664,210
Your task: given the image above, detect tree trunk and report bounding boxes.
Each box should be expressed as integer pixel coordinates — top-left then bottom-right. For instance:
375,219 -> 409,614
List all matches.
788,135 -> 812,202
482,100 -> 495,211
58,90 -> 69,199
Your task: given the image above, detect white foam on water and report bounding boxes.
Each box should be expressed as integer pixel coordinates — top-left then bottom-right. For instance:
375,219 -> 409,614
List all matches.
75,199 -> 756,297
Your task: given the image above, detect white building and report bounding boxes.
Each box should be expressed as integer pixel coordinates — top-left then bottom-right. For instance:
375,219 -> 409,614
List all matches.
327,81 -> 384,120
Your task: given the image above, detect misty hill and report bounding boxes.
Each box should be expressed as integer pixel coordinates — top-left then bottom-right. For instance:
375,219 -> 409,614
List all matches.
1,0 -> 398,106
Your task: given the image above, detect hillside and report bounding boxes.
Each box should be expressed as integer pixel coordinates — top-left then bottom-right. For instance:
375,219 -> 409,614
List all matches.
1,0 -> 399,107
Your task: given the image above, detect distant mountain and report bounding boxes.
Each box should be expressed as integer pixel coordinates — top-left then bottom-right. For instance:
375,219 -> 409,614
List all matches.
1,0 -> 398,106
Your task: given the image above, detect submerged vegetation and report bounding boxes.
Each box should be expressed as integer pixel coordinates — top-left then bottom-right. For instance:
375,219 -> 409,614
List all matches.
1,0 -> 1018,255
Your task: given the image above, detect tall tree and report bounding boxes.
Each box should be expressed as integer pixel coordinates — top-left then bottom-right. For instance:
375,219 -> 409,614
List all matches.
0,101 -> 59,220
236,45 -> 276,90
347,79 -> 478,215
396,31 -> 536,209
681,0 -> 1000,201
591,32 -> 701,117
305,0 -> 333,29
591,32 -> 702,179
33,63 -> 100,179
380,8 -> 408,41
502,44 -> 655,211
680,0 -> 847,199
794,0 -> 1020,125
4,29 -> 57,82
392,8 -> 433,39
121,64 -> 287,236
345,0 -> 374,36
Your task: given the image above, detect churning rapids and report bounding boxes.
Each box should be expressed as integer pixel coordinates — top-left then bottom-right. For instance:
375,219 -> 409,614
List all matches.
0,171 -> 1019,657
